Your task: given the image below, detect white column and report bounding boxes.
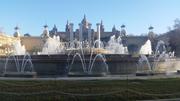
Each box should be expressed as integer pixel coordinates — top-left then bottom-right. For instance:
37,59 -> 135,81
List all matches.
96,23 -> 101,48
79,23 -> 83,42
69,23 -> 74,42
70,23 -> 74,48
88,23 -> 92,43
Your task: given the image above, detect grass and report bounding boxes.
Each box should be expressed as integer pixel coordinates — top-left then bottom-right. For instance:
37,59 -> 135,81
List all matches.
0,78 -> 180,101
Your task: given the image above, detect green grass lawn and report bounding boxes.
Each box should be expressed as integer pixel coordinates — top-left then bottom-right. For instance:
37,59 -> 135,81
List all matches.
0,78 -> 180,101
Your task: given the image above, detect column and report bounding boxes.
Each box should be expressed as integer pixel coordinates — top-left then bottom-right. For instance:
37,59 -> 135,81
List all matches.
88,23 -> 92,43
79,23 -> 83,42
96,23 -> 101,48
69,23 -> 74,48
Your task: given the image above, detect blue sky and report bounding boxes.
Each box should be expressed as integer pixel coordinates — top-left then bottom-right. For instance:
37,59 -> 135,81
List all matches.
0,0 -> 180,36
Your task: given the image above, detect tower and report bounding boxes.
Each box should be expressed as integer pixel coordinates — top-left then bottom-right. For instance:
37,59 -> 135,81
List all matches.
100,20 -> 104,33
50,24 -> 58,37
65,20 -> 70,32
52,24 -> 58,33
14,26 -> 20,37
81,14 -> 88,28
112,25 -> 116,33
79,14 -> 89,41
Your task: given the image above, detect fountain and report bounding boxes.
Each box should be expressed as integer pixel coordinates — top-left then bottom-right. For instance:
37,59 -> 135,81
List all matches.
1,21 -> 179,78
139,39 -> 152,55
2,53 -> 36,77
33,24 -> 178,77
136,54 -> 154,76
1,39 -> 36,77
152,40 -> 171,74
154,40 -> 167,57
136,40 -> 176,76
105,35 -> 128,54
38,36 -> 64,55
12,40 -> 26,55
67,47 -> 109,77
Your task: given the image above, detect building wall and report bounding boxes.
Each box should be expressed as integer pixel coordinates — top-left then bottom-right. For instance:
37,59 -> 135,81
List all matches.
21,37 -> 43,54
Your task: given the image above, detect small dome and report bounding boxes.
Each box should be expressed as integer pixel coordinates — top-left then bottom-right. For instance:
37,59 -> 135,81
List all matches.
14,32 -> 20,37
43,24 -> 48,28
121,24 -> 126,28
148,26 -> 154,30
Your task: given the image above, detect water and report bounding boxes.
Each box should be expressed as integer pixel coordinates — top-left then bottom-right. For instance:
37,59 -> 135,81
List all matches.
38,36 -> 64,55
12,40 -> 26,55
137,54 -> 152,72
93,40 -> 104,49
4,53 -> 34,73
37,34 -> 175,76
69,53 -> 86,73
137,40 -> 173,75
89,54 -> 109,74
139,39 -> 152,55
67,47 -> 109,75
155,40 -> 166,57
152,40 -> 168,71
105,35 -> 128,54
39,34 -> 130,54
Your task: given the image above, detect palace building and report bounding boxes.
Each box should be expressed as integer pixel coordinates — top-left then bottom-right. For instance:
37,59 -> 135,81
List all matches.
0,15 -> 155,55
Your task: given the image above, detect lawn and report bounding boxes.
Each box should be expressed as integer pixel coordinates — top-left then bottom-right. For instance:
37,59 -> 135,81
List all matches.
0,78 -> 180,101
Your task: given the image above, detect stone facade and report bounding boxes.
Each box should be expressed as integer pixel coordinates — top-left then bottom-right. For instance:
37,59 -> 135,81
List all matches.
20,37 -> 43,54
49,15 -> 126,42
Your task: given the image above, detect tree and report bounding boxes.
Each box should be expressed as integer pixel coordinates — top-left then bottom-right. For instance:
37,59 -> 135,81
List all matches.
173,18 -> 180,29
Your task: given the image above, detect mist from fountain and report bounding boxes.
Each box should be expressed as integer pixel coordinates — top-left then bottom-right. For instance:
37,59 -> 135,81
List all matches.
155,40 -> 166,57
93,40 -> 104,48
68,39 -> 83,49
38,36 -> 64,55
152,40 -> 169,71
139,39 -> 152,55
105,35 -> 128,54
12,40 -> 26,55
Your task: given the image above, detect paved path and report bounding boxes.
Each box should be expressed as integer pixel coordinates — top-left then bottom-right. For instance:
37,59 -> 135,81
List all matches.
0,74 -> 180,81
138,98 -> 180,101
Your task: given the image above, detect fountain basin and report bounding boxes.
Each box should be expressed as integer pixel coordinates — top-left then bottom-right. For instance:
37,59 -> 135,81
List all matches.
0,54 -> 179,77
136,71 -> 154,76
66,48 -> 111,54
68,72 -> 107,77
2,72 -> 37,78
177,70 -> 180,74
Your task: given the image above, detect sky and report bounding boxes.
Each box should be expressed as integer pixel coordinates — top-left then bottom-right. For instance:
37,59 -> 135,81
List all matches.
0,0 -> 180,36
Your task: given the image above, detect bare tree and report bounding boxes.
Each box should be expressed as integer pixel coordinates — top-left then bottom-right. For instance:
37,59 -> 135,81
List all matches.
174,18 -> 180,29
